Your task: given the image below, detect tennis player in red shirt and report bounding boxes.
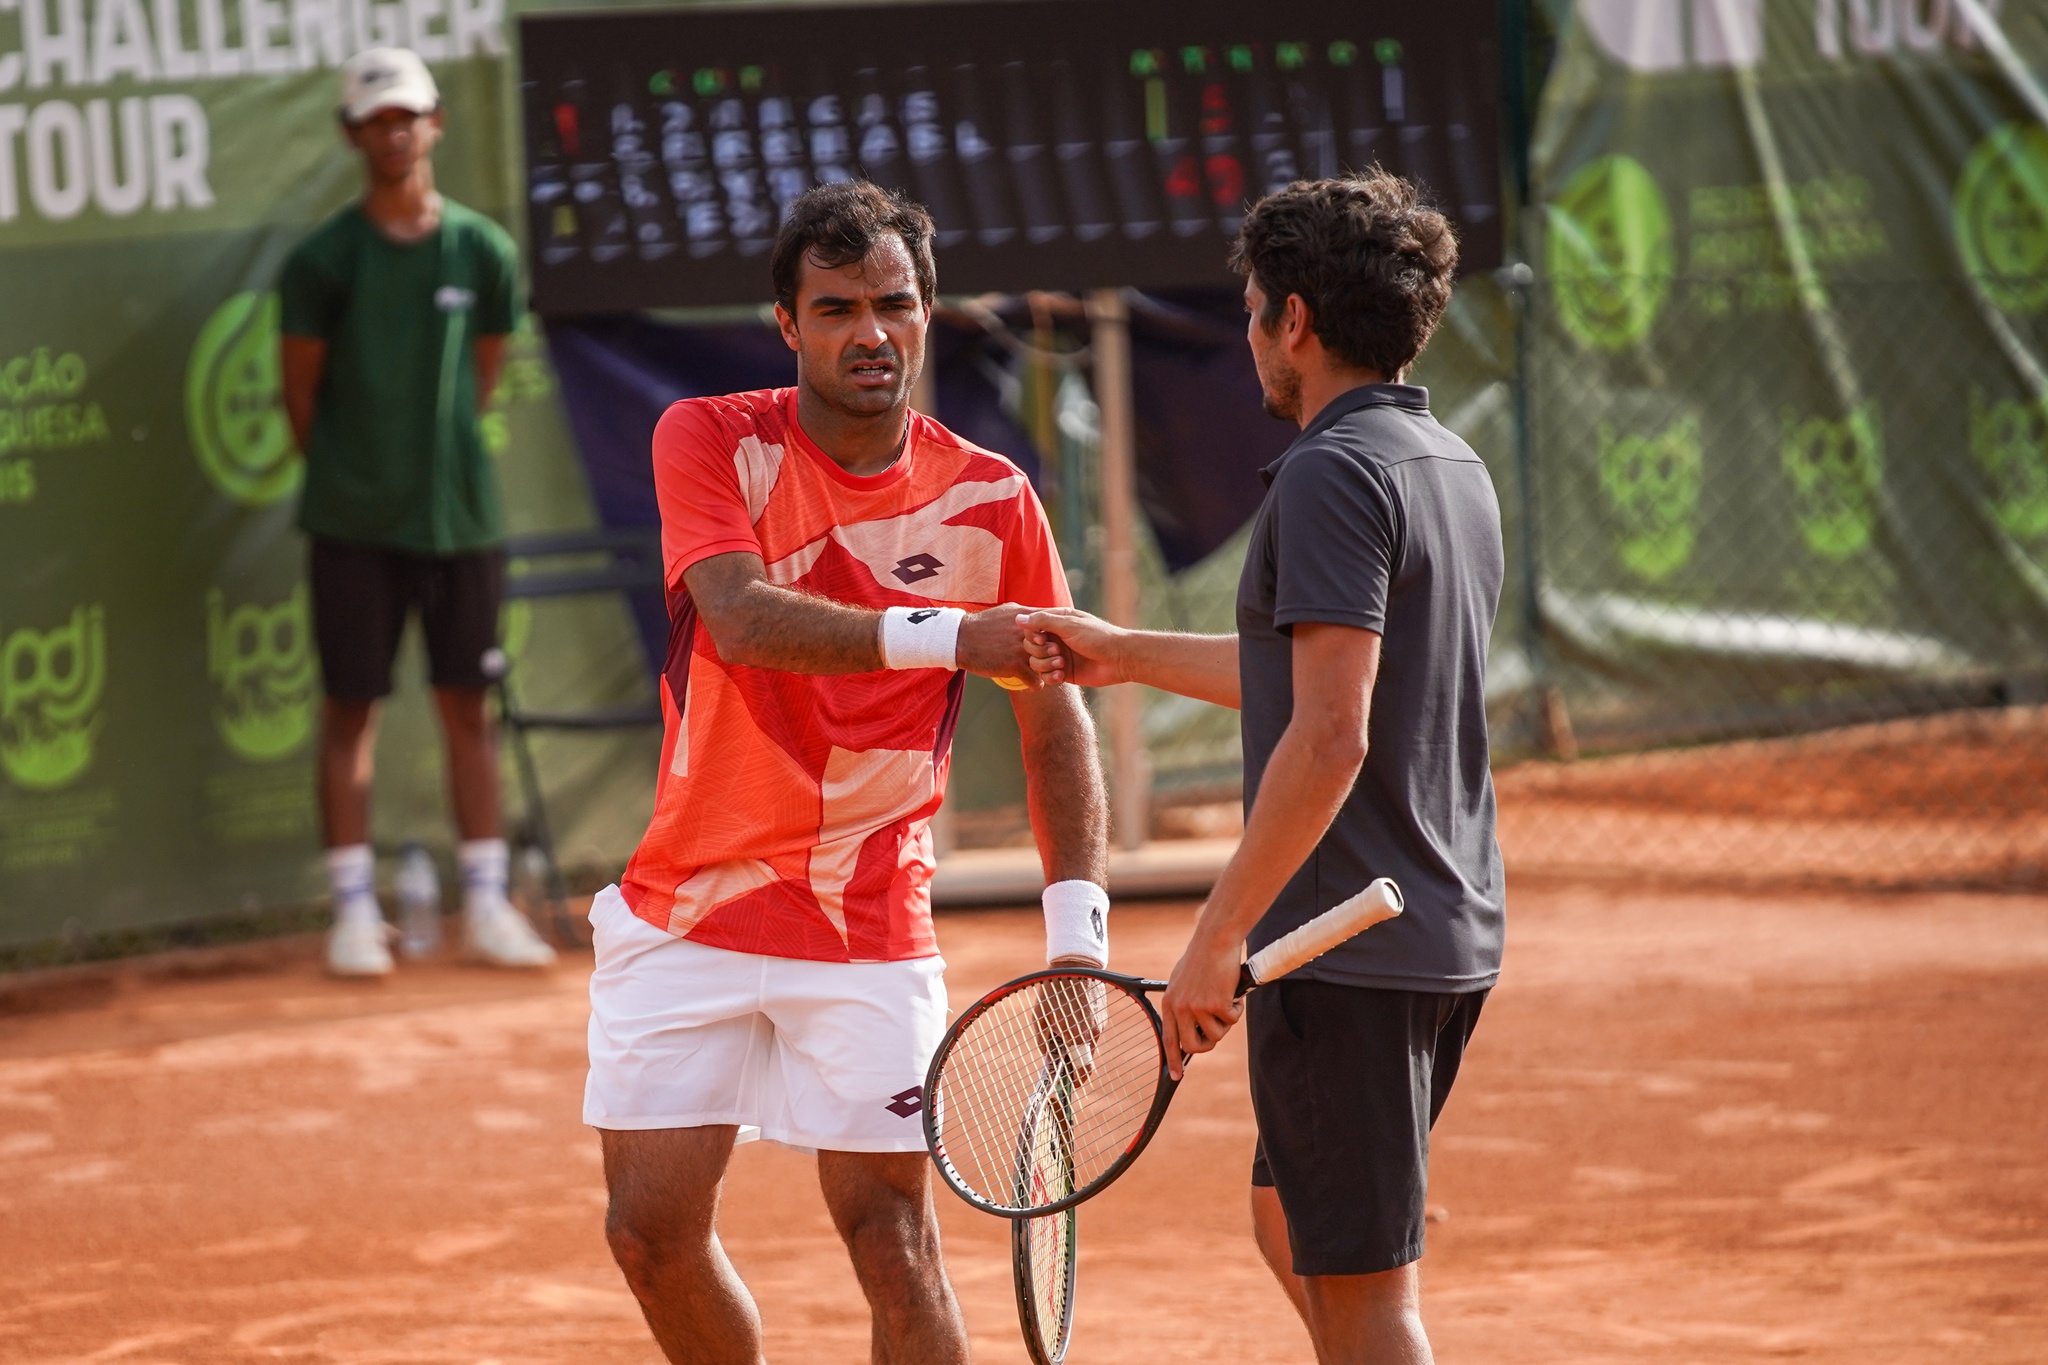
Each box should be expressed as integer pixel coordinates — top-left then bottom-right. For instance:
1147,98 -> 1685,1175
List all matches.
586,181 -> 1110,1365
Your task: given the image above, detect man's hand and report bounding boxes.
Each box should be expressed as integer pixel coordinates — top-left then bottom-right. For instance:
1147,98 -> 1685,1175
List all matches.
1158,926 -> 1245,1080
1023,610 -> 1243,708
1033,973 -> 1108,1081
1021,607 -> 1127,687
957,602 -> 1045,689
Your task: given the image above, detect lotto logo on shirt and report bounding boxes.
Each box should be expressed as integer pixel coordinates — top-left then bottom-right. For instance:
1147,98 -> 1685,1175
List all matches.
435,287 -> 477,312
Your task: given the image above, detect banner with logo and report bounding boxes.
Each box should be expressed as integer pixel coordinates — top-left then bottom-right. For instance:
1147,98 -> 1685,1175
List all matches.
0,1 -> 662,952
1529,0 -> 2048,744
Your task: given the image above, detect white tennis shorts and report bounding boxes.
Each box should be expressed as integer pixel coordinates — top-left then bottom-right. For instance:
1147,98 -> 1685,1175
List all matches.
583,885 -> 948,1153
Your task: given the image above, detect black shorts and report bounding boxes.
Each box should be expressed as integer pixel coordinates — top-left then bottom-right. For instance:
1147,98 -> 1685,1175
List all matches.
309,538 -> 507,702
1248,980 -> 1488,1277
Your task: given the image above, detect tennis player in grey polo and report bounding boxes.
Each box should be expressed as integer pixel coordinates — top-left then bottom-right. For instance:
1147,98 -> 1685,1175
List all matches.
1236,380 -> 1505,989
1023,172 -> 1503,1365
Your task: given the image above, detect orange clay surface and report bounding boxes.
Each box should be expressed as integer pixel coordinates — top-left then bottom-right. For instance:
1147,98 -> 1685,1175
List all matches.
2,885 -> 2046,1364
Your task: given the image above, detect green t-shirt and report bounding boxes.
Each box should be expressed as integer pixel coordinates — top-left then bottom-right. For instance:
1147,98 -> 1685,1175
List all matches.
279,199 -> 520,554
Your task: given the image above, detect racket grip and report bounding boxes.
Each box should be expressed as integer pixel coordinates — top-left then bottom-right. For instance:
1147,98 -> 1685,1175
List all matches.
1241,878 -> 1403,989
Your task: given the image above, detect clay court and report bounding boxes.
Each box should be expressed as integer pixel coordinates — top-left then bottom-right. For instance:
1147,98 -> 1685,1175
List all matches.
2,873 -> 2045,1365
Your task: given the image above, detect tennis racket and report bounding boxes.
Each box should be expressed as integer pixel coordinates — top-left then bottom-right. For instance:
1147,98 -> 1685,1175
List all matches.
1011,1061 -> 1078,1363
925,877 -> 1403,1219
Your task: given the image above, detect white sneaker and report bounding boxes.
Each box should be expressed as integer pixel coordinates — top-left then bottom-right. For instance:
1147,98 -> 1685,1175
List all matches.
465,899 -> 558,968
328,912 -> 395,977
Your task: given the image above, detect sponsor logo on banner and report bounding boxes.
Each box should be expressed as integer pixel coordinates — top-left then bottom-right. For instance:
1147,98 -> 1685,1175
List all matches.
1781,401 -> 1884,561
0,0 -> 506,233
1599,415 -> 1703,582
1548,155 -> 1674,352
1815,0 -> 1996,60
187,290 -> 299,505
1967,387 -> 2048,541
208,585 -> 315,761
1955,122 -> 2048,315
1576,0 -> 1763,72
0,345 -> 113,504
0,605 -> 106,791
1580,0 -> 1989,72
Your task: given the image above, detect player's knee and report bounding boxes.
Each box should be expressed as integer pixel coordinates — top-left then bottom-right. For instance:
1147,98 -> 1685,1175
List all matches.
837,1188 -> 935,1269
604,1199 -> 706,1291
433,687 -> 492,733
1303,1261 -> 1421,1318
321,698 -> 375,740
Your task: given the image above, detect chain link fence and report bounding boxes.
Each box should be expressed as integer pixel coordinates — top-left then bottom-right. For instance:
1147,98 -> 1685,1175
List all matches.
1068,272 -> 2048,892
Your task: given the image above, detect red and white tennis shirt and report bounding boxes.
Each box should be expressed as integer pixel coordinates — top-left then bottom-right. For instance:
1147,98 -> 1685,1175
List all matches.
619,388 -> 1070,963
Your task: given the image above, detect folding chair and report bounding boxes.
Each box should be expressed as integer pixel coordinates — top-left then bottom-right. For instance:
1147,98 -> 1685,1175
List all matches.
497,526 -> 665,945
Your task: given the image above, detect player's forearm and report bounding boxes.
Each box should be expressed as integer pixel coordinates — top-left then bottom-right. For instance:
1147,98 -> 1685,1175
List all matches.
707,579 -> 885,673
1190,712 -> 1364,954
1116,631 -> 1240,709
473,334 -> 507,410
279,336 -> 325,450
1013,687 -> 1109,888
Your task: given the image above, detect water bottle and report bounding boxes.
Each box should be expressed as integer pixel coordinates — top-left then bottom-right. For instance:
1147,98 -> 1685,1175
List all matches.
396,843 -> 442,959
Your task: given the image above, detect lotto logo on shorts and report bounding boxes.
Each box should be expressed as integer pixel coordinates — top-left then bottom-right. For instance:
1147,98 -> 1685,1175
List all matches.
885,1086 -> 924,1118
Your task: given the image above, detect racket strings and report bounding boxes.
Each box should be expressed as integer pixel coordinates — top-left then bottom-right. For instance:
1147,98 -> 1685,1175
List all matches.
1019,1209 -> 1073,1356
1017,1083 -> 1075,1359
933,976 -> 1164,1212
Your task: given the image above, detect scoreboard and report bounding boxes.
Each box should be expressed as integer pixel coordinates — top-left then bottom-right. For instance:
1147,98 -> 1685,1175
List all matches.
519,0 -> 1503,314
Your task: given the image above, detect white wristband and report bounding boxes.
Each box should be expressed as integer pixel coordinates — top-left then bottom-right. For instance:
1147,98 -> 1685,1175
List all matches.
879,606 -> 964,671
1043,879 -> 1110,967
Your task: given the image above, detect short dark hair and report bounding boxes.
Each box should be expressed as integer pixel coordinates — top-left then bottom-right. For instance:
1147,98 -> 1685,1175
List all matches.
1228,172 -> 1459,378
770,181 -> 937,314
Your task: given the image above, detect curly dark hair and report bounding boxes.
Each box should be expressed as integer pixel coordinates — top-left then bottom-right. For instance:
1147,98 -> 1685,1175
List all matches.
770,181 -> 937,314
1228,172 -> 1459,378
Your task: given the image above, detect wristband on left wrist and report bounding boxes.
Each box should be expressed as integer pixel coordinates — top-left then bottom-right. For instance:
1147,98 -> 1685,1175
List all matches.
1043,879 -> 1109,966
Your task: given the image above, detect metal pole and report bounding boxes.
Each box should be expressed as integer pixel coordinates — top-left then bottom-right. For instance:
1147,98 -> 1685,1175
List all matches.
910,353 -> 957,857
1089,287 -> 1149,850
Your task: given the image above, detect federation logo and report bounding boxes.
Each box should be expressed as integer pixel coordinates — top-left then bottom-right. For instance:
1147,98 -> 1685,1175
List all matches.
1781,401 -> 1884,562
885,1086 -> 925,1118
186,291 -> 301,506
1599,414 -> 1703,582
1968,387 -> 2048,542
1956,122 -> 2048,315
208,585 -> 316,762
1547,155 -> 1673,353
0,604 -> 106,791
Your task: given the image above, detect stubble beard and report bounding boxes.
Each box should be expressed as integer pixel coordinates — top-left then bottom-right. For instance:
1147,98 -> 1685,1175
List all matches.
809,347 -> 911,420
1260,356 -> 1303,423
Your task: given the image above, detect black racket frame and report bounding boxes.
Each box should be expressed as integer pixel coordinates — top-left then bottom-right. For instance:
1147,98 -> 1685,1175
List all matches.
925,966 -> 1182,1220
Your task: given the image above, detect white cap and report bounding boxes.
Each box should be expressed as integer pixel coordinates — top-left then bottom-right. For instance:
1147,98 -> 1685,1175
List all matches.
339,47 -> 439,124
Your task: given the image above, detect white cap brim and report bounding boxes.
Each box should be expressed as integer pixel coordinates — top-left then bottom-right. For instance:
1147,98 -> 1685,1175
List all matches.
343,88 -> 438,123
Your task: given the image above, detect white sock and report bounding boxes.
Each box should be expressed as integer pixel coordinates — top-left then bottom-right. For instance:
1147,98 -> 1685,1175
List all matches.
460,838 -> 509,917
325,844 -> 381,924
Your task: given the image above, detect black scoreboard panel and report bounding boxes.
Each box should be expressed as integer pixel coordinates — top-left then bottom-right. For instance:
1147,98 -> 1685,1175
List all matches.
520,0 -> 1503,314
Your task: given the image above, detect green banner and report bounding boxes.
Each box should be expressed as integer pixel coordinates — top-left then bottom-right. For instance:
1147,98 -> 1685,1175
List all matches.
1527,0 -> 2048,746
0,1 -> 658,952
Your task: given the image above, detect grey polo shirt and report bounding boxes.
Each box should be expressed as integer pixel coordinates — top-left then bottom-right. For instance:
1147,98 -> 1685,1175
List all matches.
1237,383 -> 1506,992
